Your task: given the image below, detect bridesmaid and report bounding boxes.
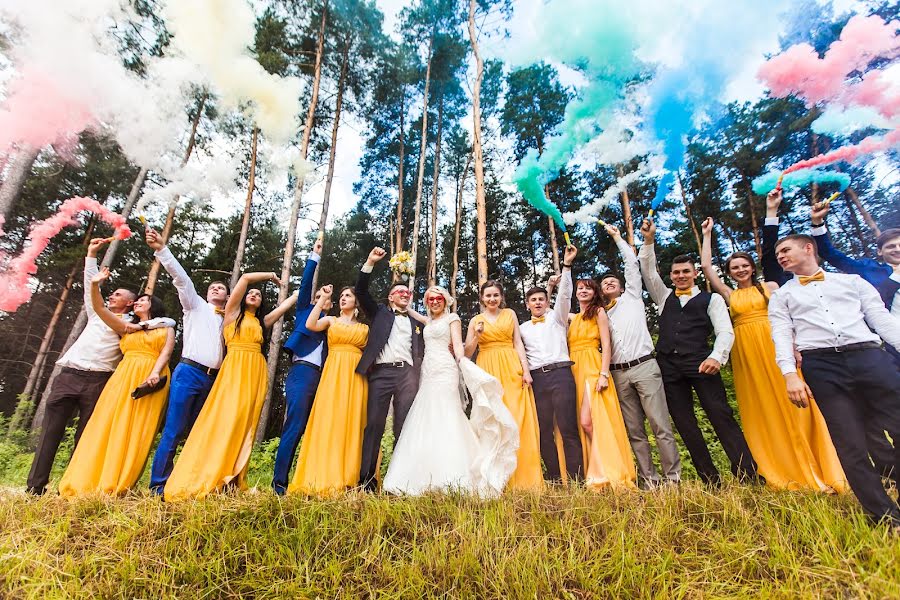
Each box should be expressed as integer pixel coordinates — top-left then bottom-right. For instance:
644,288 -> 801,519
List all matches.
570,278 -> 636,490
464,280 -> 543,491
289,284 -> 369,495
165,271 -> 298,500
700,211 -> 846,492
59,267 -> 175,497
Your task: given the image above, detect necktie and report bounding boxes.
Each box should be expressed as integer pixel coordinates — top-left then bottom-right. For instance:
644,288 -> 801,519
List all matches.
605,299 -> 617,311
674,288 -> 693,297
531,316 -> 545,324
214,307 -> 225,316
798,271 -> 825,286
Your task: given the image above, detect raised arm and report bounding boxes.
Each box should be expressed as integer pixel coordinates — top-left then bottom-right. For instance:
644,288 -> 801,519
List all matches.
225,271 -> 281,322
354,247 -> 385,318
463,318 -> 483,358
511,313 -> 533,388
595,309 -> 612,392
83,238 -> 108,317
554,244 -> 577,326
89,268 -> 130,336
762,189 -> 788,286
637,219 -> 670,306
142,327 -> 176,387
607,225 -> 641,299
147,228 -> 202,311
810,202 -> 882,277
296,238 -> 323,314
305,285 -> 334,332
265,289 -> 299,328
700,217 -> 733,303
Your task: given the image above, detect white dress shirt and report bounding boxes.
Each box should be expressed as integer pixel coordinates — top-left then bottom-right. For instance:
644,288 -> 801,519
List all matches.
638,242 -> 734,365
768,270 -> 900,374
156,247 -> 225,369
891,273 -> 900,319
519,269 -> 572,369
376,313 -> 414,366
607,237 -> 656,364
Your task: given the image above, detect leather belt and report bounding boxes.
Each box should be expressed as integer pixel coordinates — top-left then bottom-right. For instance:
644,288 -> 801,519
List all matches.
531,361 -> 574,374
60,366 -> 113,379
610,353 -> 655,371
374,361 -> 410,369
294,360 -> 322,372
800,341 -> 882,356
180,358 -> 219,377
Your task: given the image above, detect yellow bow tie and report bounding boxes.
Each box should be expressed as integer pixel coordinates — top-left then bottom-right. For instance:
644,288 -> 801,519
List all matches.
214,307 -> 225,316
531,316 -> 546,324
605,299 -> 617,311
674,288 -> 693,297
798,271 -> 825,286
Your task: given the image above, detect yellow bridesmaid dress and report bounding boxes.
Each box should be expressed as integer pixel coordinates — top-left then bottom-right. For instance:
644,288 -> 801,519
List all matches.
473,309 -> 543,491
568,313 -> 636,490
165,314 -> 268,501
58,328 -> 170,497
289,320 -> 369,496
730,286 -> 846,492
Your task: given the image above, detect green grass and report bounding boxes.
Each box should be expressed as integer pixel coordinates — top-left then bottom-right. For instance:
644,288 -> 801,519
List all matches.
0,483 -> 898,598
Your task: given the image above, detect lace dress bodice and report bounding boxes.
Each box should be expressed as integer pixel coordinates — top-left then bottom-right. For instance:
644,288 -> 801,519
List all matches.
421,313 -> 461,386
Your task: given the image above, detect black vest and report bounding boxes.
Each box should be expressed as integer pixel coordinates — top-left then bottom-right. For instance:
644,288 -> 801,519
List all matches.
656,291 -> 714,356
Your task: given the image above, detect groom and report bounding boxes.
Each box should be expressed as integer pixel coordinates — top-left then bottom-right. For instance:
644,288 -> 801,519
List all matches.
356,247 -> 425,491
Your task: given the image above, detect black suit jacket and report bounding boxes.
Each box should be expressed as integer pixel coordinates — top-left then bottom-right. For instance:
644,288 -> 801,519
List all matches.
354,268 -> 424,375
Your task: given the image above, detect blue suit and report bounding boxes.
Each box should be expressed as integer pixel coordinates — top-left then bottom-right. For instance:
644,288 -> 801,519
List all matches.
273,253 -> 327,494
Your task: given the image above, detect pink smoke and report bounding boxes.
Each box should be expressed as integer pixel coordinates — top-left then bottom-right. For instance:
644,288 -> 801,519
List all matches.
844,70 -> 900,118
758,15 -> 899,108
785,127 -> 900,173
0,197 -> 132,312
0,66 -> 96,157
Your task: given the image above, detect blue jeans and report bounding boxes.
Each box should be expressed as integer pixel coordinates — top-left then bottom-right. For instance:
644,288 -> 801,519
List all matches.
272,362 -> 321,494
149,362 -> 216,494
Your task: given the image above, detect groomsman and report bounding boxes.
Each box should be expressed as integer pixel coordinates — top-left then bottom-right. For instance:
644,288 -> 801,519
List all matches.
769,234 -> 900,526
146,228 -> 228,495
272,237 -> 329,495
600,224 -> 681,488
519,244 -> 583,482
27,238 -> 154,494
639,219 -> 757,485
356,247 -> 425,492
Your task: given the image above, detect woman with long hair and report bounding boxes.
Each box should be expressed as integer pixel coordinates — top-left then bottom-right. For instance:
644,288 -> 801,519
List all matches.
464,280 -> 543,491
569,278 -> 636,490
700,209 -> 845,492
165,271 -> 298,500
290,284 -> 369,495
59,268 -> 175,497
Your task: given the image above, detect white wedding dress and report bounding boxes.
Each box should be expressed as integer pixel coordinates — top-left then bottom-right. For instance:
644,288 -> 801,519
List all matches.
383,313 -> 519,496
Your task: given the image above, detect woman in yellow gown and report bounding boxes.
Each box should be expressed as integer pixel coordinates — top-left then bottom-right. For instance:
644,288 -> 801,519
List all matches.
290,284 -> 369,495
700,215 -> 846,491
59,267 -> 175,497
569,278 -> 636,490
465,280 -> 543,491
165,271 -> 298,501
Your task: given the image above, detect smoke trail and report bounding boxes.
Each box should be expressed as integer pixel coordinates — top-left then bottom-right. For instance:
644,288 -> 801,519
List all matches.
564,164 -> 648,225
0,197 -> 132,312
785,128 -> 900,173
752,168 -> 851,195
811,105 -> 895,136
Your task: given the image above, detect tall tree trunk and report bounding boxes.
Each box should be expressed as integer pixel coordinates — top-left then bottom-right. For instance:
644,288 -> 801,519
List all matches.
617,164 -> 635,248
409,33 -> 435,292
427,88 -> 445,287
0,144 -> 40,222
144,93 -> 207,294
744,182 -> 762,260
230,127 -> 259,290
845,187 -> 881,236
259,2 -> 328,443
468,0 -> 488,286
311,35 -> 351,293
450,152 -> 472,304
29,166 -> 147,436
396,90 -> 406,253
676,173 -> 709,291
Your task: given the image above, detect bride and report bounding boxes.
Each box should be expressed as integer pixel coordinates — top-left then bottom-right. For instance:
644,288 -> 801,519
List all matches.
383,285 -> 519,496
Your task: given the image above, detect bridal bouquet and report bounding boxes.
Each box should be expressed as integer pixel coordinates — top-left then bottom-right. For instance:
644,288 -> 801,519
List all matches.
389,251 -> 414,279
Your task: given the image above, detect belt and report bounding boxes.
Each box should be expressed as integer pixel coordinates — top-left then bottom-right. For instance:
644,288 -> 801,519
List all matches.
60,366 -> 113,379
374,361 -> 410,369
800,341 -> 883,356
610,353 -> 655,371
293,360 -> 322,372
180,358 -> 219,377
531,361 -> 574,374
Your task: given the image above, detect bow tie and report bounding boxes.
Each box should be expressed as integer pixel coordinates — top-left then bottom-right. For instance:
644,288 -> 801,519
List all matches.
393,309 -> 408,316
798,271 -> 825,286
531,316 -> 545,324
674,288 -> 693,297
214,307 -> 225,316
605,299 -> 617,311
